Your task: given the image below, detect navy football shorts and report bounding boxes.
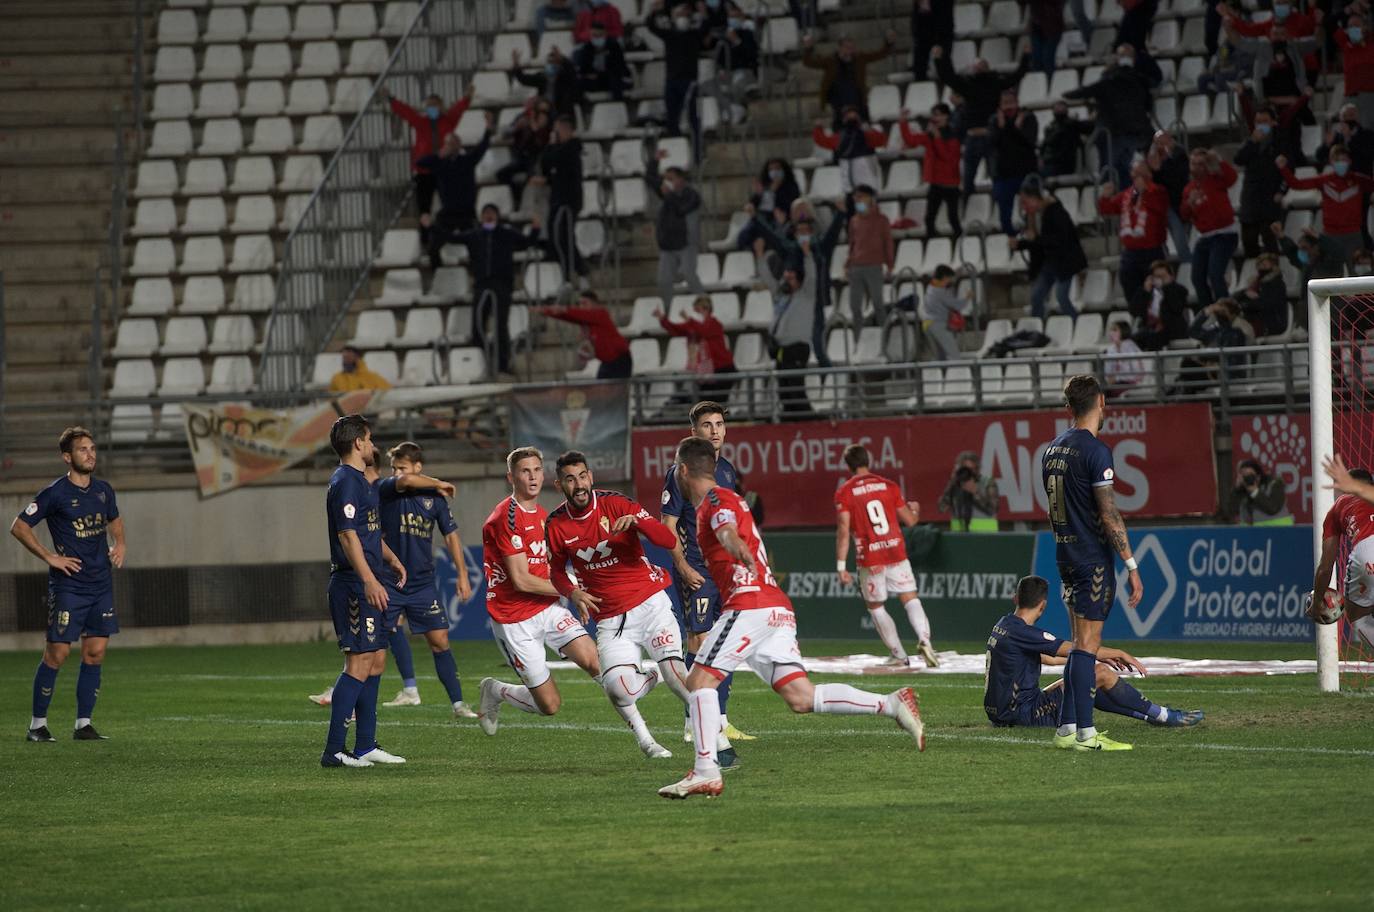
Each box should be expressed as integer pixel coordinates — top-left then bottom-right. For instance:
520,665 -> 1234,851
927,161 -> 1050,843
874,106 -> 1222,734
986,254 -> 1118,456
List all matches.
46,589 -> 117,643
678,577 -> 723,635
329,576 -> 388,654
1059,561 -> 1115,623
989,687 -> 1063,728
390,592 -> 449,634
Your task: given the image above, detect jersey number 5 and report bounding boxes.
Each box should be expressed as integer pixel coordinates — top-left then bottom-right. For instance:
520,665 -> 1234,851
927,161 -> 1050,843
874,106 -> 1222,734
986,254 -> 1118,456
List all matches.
866,499 -> 890,535
1046,475 -> 1069,526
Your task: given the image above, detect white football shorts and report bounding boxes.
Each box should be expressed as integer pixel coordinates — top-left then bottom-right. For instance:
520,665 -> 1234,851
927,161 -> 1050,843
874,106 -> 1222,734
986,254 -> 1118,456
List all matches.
596,589 -> 683,672
491,602 -> 589,688
859,559 -> 917,604
694,605 -> 805,687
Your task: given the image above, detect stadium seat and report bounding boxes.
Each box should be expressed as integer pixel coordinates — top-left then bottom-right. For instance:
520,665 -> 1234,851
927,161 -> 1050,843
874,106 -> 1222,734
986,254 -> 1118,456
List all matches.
375,268 -> 424,308
247,44 -> 293,80
536,30 -> 574,60
348,311 -> 398,350
521,262 -> 563,300
131,199 -> 176,237
231,274 -> 275,313
154,47 -> 196,82
180,237 -> 225,274
976,318 -> 1014,357
808,166 -> 843,200
621,298 -> 662,337
656,136 -> 692,171
130,278 -> 175,317
112,319 -> 161,359
893,239 -> 922,275
203,7 -> 248,42
882,161 -> 922,198
331,77 -> 374,114
181,276 -> 226,315
335,3 -> 378,39
241,80 -> 287,117
586,102 -> 631,140
399,348 -> 441,386
227,157 -> 274,195
227,196 -> 274,235
245,117 -> 292,155
763,17 -> 799,54
206,356 -> 255,395
376,229 -> 421,267
279,155 -> 323,192
609,139 -> 645,176
159,357 -> 207,397
147,121 -> 193,158
309,353 -> 338,390
732,332 -> 767,370
380,1 -> 421,37
285,80 -> 331,116
447,348 -> 488,383
1070,313 -> 1105,352
197,119 -> 243,157
718,251 -> 755,287
182,158 -> 227,196
157,10 -> 199,45
1043,314 -> 1074,353
420,267 -> 469,306
228,235 -> 274,273
475,185 -> 515,216
208,315 -> 257,354
742,289 -> 773,329
299,115 -> 343,152
695,253 -> 721,289
298,41 -> 342,79
611,179 -> 647,216
161,316 -> 208,356
151,83 -> 193,120
575,219 -> 606,258
509,304 -> 531,344
246,6 -> 290,42
920,238 -> 954,274
110,405 -> 156,444
112,359 -> 158,398
660,336 -> 688,373
182,197 -> 228,234
489,33 -> 533,69
444,305 -> 474,344
129,238 -> 176,277
992,363 -> 1035,406
346,40 -> 389,76
629,338 -> 662,374
195,82 -> 239,120
135,161 -> 180,200
396,308 -> 443,347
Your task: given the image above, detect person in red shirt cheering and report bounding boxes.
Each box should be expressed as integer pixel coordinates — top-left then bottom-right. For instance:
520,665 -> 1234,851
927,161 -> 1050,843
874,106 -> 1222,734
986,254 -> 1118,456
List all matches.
1097,159 -> 1171,300
656,295 -> 737,403
541,291 -> 633,379
1178,147 -> 1240,308
382,85 -> 473,244
1277,147 -> 1374,265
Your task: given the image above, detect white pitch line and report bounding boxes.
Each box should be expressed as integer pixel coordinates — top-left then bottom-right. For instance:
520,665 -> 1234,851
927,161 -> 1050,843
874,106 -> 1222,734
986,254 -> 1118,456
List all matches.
144,715 -> 1374,758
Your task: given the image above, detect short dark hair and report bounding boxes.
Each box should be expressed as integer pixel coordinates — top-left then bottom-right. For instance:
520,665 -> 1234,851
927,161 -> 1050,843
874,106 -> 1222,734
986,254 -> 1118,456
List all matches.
954,465 -> 976,484
931,102 -> 951,116
342,345 -> 363,357
330,414 -> 371,459
481,203 -> 500,216
1238,459 -> 1263,476
555,450 -> 589,473
507,446 -> 543,474
853,183 -> 876,197
579,290 -> 602,304
1351,468 -> 1373,483
676,436 -> 717,479
843,443 -> 870,471
1063,374 -> 1103,418
689,400 -> 728,426
665,166 -> 687,180
1111,320 -> 1132,336
1015,575 -> 1050,609
933,264 -> 956,281
59,426 -> 93,454
388,441 -> 423,464
1150,259 -> 1173,275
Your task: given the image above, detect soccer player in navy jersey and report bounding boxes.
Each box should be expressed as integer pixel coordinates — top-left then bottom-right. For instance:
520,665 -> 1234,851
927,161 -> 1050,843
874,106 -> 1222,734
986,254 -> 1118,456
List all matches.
321,415 -> 411,768
376,442 -> 479,719
1041,375 -> 1144,752
11,427 -> 125,742
985,576 -> 1202,730
660,401 -> 753,743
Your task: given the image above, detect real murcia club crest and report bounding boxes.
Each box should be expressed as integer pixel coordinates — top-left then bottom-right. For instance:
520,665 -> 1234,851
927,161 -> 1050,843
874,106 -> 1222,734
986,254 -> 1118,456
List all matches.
599,516 -> 611,534
561,390 -> 591,447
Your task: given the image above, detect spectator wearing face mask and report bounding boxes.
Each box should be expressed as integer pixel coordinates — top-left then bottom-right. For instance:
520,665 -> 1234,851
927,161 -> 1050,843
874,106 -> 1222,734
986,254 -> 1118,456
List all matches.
737,159 -> 800,253
748,199 -> 838,368
987,90 -> 1039,235
1274,222 -> 1343,326
801,29 -> 898,128
1220,0 -> 1321,85
1102,321 -> 1147,395
511,45 -> 583,121
1233,251 -> 1290,338
1174,297 -> 1254,393
646,1 -> 710,155
497,100 -> 552,212
1336,15 -> 1374,127
900,104 -> 962,237
1128,259 -> 1190,351
1063,44 -> 1155,185
574,23 -> 633,101
452,205 -> 543,375
1277,147 -> 1374,264
812,107 -> 888,196
1097,159 -> 1170,300
844,184 -> 894,328
1039,102 -> 1093,178
1235,82 -> 1310,169
1179,147 -> 1240,308
1317,105 -> 1374,251
933,45 -> 1032,200
655,295 -> 738,403
383,86 -> 474,245
573,0 -> 624,43
1146,130 -> 1192,258
1233,105 -> 1286,258
541,291 -> 633,379
1012,179 -> 1086,319
704,5 -> 760,126
417,115 -> 494,267
647,150 -> 706,311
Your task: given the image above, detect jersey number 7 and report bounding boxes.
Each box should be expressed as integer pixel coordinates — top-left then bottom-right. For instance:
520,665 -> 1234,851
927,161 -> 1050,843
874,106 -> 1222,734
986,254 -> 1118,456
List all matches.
733,635 -> 752,655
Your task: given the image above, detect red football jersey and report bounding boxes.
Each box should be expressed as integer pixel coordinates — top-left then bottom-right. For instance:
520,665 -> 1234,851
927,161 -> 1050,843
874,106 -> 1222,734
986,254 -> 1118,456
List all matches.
834,472 -> 909,568
696,487 -> 791,611
1323,493 -> 1374,549
482,496 -> 554,624
546,490 -> 676,620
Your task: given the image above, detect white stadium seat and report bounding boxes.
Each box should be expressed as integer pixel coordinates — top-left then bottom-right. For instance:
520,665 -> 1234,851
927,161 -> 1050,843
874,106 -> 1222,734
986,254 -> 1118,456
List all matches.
206,356 -> 255,395
447,348 -> 487,383
349,311 -> 398,349
285,79 -> 331,116
380,2 -> 421,37
331,77 -> 374,114
148,121 -> 193,158
346,40 -> 389,76
230,196 -> 276,234
248,6 -> 292,42
180,237 -> 226,274
131,199 -> 176,237
129,238 -> 176,276
157,10 -> 199,45
397,308 -> 444,347
161,316 -> 208,356
182,197 -> 229,234
195,82 -> 239,119
299,115 -> 343,152
230,157 -> 276,195
112,359 -> 158,398
228,234 -> 275,273
248,44 -> 293,80
159,357 -> 207,397
335,3 -> 379,39
203,8 -> 248,43
292,5 -> 335,41
135,161 -> 179,198
151,83 -> 194,120
200,44 -> 243,81
197,119 -> 243,157
154,47 -> 195,82
278,155 -> 324,192
241,80 -> 286,117
182,158 -> 227,196
112,319 -> 161,358
180,276 -> 226,315
231,274 -> 275,313
297,41 -> 342,79
130,278 -> 175,316
208,315 -> 257,354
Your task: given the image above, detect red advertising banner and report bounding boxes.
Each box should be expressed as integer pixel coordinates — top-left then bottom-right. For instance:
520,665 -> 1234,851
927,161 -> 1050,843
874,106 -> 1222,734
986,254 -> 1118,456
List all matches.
633,404 -> 1218,528
1229,414 -> 1314,523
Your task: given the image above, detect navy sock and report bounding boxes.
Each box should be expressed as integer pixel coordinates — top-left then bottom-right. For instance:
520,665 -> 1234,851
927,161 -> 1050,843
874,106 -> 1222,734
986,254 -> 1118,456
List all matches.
354,674 -> 382,755
389,628 -> 417,689
1057,658 -> 1077,729
683,652 -> 696,719
32,662 -> 59,719
325,673 -> 365,755
717,672 -> 733,716
76,663 -> 102,720
1095,678 -> 1156,722
1069,649 -> 1098,731
432,649 -> 463,703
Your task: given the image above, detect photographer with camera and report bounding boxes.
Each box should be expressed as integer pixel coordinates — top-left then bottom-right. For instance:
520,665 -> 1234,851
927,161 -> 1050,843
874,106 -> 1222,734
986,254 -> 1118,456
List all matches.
1228,459 -> 1292,526
937,452 -> 999,533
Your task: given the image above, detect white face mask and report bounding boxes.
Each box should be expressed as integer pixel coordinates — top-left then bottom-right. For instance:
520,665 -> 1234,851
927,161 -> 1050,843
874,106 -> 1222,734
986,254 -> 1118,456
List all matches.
1117,56 -> 1133,67
674,16 -> 691,30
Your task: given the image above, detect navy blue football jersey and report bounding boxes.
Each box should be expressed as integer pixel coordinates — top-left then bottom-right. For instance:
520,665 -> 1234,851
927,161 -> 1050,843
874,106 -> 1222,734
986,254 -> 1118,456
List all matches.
377,476 -> 457,595
984,613 -> 1066,724
17,476 -> 120,595
1042,427 -> 1115,566
661,453 -> 739,574
327,465 -> 383,580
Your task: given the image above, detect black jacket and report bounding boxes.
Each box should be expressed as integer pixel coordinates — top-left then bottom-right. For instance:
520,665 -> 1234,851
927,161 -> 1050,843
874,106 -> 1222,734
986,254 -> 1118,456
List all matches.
1022,198 -> 1087,278
1316,125 -> 1374,175
513,61 -> 582,119
935,53 -> 1030,134
1234,274 -> 1290,337
416,131 -> 490,216
717,25 -> 759,71
453,224 -> 539,286
646,159 -> 701,252
988,109 -> 1039,181
574,38 -> 632,90
1233,134 -> 1285,224
646,13 -> 709,82
1128,281 -> 1190,344
751,165 -> 800,219
1040,113 -> 1093,177
540,137 -> 584,213
1151,146 -> 1190,209
1064,64 -> 1154,140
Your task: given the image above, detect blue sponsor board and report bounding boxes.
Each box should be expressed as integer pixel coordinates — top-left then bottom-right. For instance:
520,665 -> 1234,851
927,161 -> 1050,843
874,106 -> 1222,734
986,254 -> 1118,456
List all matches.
434,544 -> 494,640
1032,526 -> 1315,642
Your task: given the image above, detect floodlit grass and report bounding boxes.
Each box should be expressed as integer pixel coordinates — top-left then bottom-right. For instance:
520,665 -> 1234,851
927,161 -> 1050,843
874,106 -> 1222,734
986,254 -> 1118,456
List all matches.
0,639 -> 1368,911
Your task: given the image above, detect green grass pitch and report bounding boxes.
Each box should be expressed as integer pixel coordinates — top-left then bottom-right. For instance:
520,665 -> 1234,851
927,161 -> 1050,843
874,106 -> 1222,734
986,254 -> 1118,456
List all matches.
1,639 -> 1370,911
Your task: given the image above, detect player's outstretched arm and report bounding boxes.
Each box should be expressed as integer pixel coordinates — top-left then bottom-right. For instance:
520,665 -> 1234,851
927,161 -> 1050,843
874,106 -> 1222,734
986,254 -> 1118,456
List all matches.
1098,646 -> 1147,675
1323,454 -> 1374,505
444,531 -> 473,601
502,551 -> 561,598
10,518 -> 83,576
1311,533 -> 1339,605
661,513 -> 705,591
834,511 -> 853,585
612,508 -> 677,548
108,516 -> 127,569
714,522 -> 756,574
394,472 -> 457,498
337,529 -> 388,610
1094,485 -> 1143,609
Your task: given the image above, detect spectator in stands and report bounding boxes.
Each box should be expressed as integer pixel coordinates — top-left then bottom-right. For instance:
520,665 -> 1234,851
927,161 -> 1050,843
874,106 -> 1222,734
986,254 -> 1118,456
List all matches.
1039,102 -> 1093,178
813,107 -> 888,196
801,29 -> 898,128
844,184 -> 894,327
647,150 -> 707,310
1277,148 -> 1374,264
1115,0 -> 1160,53
533,0 -> 578,45
1102,320 -> 1148,395
541,291 -> 634,379
646,1 -> 709,156
1354,249 -> 1374,275
988,90 -> 1040,235
1247,26 -> 1316,104
1179,147 -> 1240,308
1336,14 -> 1374,126
1129,259 -> 1189,351
419,116 -> 494,266
910,0 -> 954,80
512,46 -> 583,121
1237,80 -> 1311,166
330,346 -> 392,392
1012,178 -> 1086,319
497,100 -> 552,212
1024,0 -> 1067,77
1097,159 -> 1170,300
1229,459 -> 1292,526
573,0 -> 625,43
704,6 -> 760,125
1275,222 -> 1343,326
383,86 -> 474,245
1176,296 -> 1254,392
1067,0 -> 1094,54
937,451 -> 1000,533
921,265 -> 969,361
737,159 -> 800,252
750,199 -> 840,366
1063,43 -> 1155,185
531,115 -> 590,287
900,104 -> 962,237
655,295 -> 738,402
1233,106 -> 1286,258
1147,129 -> 1192,258
452,205 -> 543,375
1233,251 -> 1290,338
574,22 -> 633,101
1218,1 -> 1321,75
934,45 -> 1032,200
1317,104 -> 1374,249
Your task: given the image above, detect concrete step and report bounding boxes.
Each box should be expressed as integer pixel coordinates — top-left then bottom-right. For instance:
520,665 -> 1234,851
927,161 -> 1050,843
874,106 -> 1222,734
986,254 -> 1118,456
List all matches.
0,281 -> 105,321
2,364 -> 92,397
0,52 -> 134,81
2,324 -> 94,366
0,88 -> 135,117
0,242 -> 104,273
0,166 -> 120,204
0,205 -> 111,244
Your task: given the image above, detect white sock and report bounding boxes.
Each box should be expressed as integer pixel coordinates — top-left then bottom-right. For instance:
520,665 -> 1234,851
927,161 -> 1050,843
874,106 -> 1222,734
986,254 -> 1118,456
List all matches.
689,688 -> 722,776
903,597 -> 932,644
603,667 -> 659,746
1077,725 -> 1097,741
497,681 -> 541,715
612,699 -> 655,746
812,683 -> 887,715
30,716 -> 46,730
75,717 -> 91,730
403,686 -> 419,696
1056,723 -> 1077,737
869,607 -> 908,660
1149,703 -> 1169,722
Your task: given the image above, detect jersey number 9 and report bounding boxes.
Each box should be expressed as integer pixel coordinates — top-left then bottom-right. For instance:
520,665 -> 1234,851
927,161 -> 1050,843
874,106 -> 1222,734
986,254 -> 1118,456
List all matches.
866,499 -> 889,535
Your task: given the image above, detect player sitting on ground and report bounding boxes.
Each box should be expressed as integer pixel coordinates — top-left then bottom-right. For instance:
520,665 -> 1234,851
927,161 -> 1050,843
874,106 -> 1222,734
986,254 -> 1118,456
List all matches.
547,450 -> 731,763
986,575 -> 1203,729
1315,455 -> 1374,647
834,443 -> 939,668
658,437 -> 926,800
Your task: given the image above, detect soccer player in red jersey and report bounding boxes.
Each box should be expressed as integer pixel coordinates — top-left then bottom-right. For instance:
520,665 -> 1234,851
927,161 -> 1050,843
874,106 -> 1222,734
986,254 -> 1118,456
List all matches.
834,443 -> 939,668
546,450 -> 704,760
476,447 -> 604,734
658,438 -> 926,800
1315,456 -> 1374,647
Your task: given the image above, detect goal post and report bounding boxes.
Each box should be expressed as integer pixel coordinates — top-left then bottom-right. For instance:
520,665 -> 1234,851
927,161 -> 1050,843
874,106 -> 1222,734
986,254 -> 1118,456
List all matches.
1307,276 -> 1374,692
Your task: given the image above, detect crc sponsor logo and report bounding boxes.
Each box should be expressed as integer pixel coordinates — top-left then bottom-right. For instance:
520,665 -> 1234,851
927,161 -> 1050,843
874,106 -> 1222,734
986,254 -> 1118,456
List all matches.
555,613 -> 582,632
651,630 -> 677,648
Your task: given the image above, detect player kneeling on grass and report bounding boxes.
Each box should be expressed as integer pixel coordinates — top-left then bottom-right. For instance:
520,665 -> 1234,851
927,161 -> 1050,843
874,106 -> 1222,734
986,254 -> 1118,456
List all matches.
985,575 -> 1202,731
1314,456 -> 1374,648
659,437 -> 926,800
